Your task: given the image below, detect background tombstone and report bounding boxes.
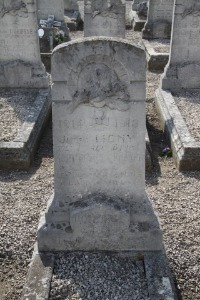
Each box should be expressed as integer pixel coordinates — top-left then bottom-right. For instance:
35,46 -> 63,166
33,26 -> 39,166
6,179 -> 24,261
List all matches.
64,0 -> 79,10
162,0 -> 200,92
37,0 -> 69,35
37,37 -> 163,252
132,0 -> 147,11
142,0 -> 174,39
84,0 -> 126,38
37,0 -> 65,22
0,0 -> 48,88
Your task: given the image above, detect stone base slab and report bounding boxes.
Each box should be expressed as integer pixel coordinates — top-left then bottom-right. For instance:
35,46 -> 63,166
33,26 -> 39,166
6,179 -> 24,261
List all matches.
142,40 -> 169,71
155,88 -> 200,171
0,60 -> 49,89
37,192 -> 163,252
0,89 -> 51,170
130,10 -> 146,31
21,245 -> 176,300
21,247 -> 54,300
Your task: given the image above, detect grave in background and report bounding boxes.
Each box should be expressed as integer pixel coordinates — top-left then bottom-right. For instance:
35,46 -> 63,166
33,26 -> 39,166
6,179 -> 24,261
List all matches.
0,0 -> 48,88
37,0 -> 70,71
64,0 -> 82,31
37,37 -> 163,251
142,0 -> 174,39
130,0 -> 149,31
64,0 -> 79,10
38,0 -> 65,22
156,0 -> 200,170
84,0 -> 126,38
0,0 -> 50,169
141,0 -> 174,70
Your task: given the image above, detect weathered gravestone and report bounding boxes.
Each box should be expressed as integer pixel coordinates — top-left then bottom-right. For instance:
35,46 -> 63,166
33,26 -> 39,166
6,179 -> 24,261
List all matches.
37,37 -> 163,251
64,0 -> 81,31
37,0 -> 65,22
161,0 -> 200,92
64,0 -> 79,11
37,0 -> 69,35
0,0 -> 48,88
137,1 -> 149,17
132,0 -> 147,11
142,0 -> 174,39
84,0 -> 126,38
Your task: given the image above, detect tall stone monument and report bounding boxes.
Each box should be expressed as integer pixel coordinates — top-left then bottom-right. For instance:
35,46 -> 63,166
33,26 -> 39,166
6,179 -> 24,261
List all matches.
161,0 -> 200,92
0,0 -> 48,88
37,37 -> 163,252
84,0 -> 126,38
142,0 -> 174,39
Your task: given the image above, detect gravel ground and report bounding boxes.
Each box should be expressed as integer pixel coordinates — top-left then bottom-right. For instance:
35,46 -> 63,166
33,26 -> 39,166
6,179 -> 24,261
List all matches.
0,89 -> 39,142
174,91 -> 200,142
49,253 -> 149,300
148,39 -> 170,53
0,29 -> 200,300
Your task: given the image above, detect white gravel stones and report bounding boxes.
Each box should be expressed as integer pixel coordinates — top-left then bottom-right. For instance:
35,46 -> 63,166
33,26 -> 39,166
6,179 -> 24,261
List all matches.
0,89 -> 39,142
174,91 -> 200,143
49,253 -> 149,300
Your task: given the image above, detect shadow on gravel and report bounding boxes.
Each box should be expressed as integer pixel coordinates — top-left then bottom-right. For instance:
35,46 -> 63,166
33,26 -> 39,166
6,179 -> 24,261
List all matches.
0,119 -> 53,183
146,117 -> 165,185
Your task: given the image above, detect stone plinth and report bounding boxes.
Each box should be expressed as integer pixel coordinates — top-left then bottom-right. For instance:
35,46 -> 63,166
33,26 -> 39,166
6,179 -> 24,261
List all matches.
37,37 -> 162,252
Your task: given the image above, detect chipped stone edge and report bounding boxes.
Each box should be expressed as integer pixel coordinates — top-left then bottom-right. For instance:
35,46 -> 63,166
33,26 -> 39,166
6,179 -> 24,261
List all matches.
142,39 -> 169,71
155,88 -> 200,171
0,88 -> 52,170
130,10 -> 146,31
21,243 -> 54,300
144,250 -> 177,300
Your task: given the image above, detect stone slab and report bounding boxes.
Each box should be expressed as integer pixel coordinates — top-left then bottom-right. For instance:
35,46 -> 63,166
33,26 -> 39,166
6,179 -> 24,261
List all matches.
21,247 -> 175,300
0,89 -> 51,170
130,10 -> 146,31
155,88 -> 200,171
21,249 -> 54,300
142,39 -> 169,71
144,251 -> 176,300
